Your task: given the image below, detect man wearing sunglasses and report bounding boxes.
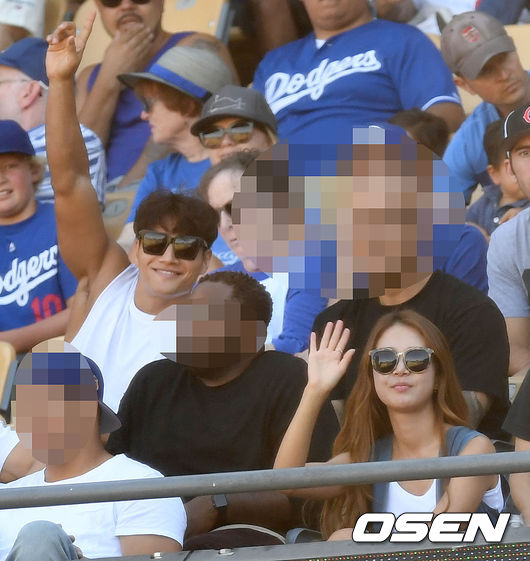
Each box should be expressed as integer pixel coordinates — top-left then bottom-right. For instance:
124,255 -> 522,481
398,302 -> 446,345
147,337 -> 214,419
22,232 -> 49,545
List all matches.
44,19 -> 221,413
74,0 -> 237,187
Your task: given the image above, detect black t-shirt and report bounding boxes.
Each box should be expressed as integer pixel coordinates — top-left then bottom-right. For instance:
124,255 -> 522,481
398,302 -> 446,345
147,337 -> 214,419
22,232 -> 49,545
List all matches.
503,370 -> 530,441
313,271 -> 510,439
107,351 -> 339,476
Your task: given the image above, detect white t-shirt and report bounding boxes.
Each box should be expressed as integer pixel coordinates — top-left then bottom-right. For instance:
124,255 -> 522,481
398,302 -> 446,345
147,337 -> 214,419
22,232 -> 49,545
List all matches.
72,265 -> 173,412
0,423 -> 19,478
0,454 -> 186,561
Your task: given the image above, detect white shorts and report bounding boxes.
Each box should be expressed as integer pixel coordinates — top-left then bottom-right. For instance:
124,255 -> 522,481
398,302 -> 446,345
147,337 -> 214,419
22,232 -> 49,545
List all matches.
0,0 -> 45,36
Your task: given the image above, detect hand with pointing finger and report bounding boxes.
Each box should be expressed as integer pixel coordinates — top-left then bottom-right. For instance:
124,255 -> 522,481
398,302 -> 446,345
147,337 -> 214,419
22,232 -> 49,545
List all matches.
46,13 -> 96,80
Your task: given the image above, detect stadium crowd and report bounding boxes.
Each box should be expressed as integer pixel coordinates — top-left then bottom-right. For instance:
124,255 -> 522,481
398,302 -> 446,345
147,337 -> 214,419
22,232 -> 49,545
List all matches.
0,0 -> 529,558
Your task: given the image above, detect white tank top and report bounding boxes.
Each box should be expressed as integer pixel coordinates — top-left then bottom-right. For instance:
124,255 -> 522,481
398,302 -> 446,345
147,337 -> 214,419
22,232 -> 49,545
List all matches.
72,265 -> 165,413
384,476 -> 504,517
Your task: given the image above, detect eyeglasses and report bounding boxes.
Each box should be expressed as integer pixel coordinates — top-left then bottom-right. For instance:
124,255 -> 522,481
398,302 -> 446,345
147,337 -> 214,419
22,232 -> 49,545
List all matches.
100,0 -> 150,7
199,121 -> 254,149
369,347 -> 434,375
140,97 -> 156,113
137,230 -> 207,260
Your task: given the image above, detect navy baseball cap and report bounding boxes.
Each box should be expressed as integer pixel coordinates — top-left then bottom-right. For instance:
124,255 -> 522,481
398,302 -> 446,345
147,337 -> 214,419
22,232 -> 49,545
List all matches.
15,348 -> 122,434
0,37 -> 49,87
0,120 -> 35,156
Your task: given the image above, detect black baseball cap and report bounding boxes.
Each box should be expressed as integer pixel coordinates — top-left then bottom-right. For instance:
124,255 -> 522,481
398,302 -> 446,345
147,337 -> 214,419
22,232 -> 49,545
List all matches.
503,103 -> 530,153
191,85 -> 278,137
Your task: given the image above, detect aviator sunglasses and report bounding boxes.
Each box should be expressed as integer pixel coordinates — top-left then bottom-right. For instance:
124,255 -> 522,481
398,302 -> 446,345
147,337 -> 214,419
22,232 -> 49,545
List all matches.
199,121 -> 254,149
137,230 -> 207,260
101,0 -> 150,7
369,347 -> 434,375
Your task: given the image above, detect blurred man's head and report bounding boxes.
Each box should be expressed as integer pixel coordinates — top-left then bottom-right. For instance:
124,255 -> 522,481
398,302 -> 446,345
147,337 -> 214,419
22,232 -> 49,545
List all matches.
441,12 -> 529,112
0,38 -> 49,129
232,128 -> 465,300
504,103 -> 530,198
191,85 -> 277,165
156,271 -> 271,375
13,343 -> 120,466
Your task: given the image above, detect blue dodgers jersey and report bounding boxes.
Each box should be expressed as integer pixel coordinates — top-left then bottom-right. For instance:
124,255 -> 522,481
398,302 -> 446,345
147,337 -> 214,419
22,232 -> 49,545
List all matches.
0,202 -> 77,330
253,19 -> 460,144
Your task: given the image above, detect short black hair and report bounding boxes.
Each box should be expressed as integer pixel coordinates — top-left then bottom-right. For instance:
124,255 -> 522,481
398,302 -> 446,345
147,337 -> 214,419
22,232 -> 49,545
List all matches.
198,271 -> 273,325
389,108 -> 449,157
196,150 -> 259,202
483,120 -> 505,168
133,189 -> 219,248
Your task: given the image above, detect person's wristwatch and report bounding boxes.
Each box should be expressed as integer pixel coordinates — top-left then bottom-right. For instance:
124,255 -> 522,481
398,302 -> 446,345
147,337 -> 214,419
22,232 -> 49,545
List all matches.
211,494 -> 229,527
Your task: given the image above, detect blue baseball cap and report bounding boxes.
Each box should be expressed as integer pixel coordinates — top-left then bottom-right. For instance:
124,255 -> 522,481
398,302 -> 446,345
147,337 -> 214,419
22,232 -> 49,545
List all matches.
16,348 -> 122,434
0,120 -> 35,156
0,37 -> 49,87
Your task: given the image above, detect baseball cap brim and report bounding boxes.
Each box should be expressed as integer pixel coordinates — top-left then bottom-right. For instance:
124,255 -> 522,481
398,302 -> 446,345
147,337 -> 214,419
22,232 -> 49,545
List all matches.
99,401 -> 122,434
191,110 -> 277,137
460,34 -> 514,79
118,71 -> 208,103
503,129 -> 530,152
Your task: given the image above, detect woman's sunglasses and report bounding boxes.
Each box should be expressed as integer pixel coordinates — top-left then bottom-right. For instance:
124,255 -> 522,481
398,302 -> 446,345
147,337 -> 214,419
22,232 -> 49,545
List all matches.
369,347 -> 434,375
137,230 -> 207,260
101,0 -> 150,8
199,121 -> 254,149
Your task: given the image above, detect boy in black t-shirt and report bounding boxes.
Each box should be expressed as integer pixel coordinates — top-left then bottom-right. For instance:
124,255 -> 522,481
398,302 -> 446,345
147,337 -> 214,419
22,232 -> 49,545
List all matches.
107,271 -> 339,550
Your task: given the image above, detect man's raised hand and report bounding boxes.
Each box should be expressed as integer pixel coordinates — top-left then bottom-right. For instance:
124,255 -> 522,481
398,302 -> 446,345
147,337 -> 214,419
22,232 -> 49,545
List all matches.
46,13 -> 96,80
307,320 -> 355,395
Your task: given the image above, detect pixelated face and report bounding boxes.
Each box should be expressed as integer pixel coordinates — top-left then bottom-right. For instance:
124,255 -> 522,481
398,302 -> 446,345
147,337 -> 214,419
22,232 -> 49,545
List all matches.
132,224 -> 211,302
95,0 -> 163,37
13,351 -> 99,468
232,136 -> 464,299
158,280 -> 266,372
0,154 -> 38,225
508,133 -> 530,198
207,117 -> 273,165
300,0 -> 370,35
460,52 -> 528,107
371,323 -> 436,413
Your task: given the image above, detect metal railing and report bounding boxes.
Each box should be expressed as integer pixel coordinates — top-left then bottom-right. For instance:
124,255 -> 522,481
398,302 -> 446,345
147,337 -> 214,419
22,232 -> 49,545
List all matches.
1,450 -> 529,510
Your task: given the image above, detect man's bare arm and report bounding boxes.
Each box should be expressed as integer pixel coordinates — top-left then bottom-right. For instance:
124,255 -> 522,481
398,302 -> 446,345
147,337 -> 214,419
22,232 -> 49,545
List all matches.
1,443 -> 42,483
46,19 -> 129,285
426,102 -> 465,133
119,534 -> 181,555
505,317 -> 530,376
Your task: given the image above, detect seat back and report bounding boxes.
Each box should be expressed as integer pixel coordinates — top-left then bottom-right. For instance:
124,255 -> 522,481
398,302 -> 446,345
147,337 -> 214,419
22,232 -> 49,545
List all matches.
74,0 -> 233,75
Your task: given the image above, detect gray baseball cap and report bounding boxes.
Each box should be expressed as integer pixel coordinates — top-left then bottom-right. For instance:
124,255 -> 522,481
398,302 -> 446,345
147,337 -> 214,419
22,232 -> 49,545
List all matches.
191,85 -> 278,136
440,11 -> 514,79
119,45 -> 234,102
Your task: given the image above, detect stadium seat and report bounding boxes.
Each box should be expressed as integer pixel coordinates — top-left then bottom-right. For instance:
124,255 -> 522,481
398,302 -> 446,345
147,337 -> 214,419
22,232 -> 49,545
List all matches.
0,341 -> 16,422
74,0 -> 234,74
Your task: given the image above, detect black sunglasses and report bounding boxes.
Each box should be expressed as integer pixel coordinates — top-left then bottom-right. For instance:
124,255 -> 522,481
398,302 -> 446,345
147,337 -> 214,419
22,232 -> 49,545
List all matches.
199,121 -> 254,149
137,230 -> 207,260
369,347 -> 434,375
101,0 -> 150,7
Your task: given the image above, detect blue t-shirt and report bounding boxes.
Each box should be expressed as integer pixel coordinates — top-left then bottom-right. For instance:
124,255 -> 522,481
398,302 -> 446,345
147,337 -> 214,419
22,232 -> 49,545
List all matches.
218,260 -> 328,354
441,224 -> 488,293
88,32 -> 192,181
253,19 -> 460,143
0,202 -> 77,330
443,71 -> 530,199
127,154 -> 211,222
